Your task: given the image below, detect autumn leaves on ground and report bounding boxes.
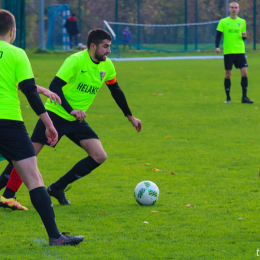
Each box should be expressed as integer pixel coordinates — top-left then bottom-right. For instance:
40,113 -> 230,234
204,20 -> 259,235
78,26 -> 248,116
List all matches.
0,52 -> 259,259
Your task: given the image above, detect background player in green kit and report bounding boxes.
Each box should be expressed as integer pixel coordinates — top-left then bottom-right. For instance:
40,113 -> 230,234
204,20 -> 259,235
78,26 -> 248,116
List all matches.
215,2 -> 253,104
0,9 -> 84,245
2,28 -> 142,206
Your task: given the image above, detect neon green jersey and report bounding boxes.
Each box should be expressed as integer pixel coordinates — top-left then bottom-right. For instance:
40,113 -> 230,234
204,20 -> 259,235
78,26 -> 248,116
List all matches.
217,16 -> 246,55
0,41 -> 34,121
45,50 -> 116,121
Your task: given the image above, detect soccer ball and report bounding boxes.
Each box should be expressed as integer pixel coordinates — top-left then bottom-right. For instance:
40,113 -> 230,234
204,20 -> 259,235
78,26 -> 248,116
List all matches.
134,181 -> 159,206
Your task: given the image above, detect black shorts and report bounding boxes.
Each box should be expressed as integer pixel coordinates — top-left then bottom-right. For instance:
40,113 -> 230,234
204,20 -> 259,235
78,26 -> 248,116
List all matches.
31,111 -> 99,148
0,120 -> 36,163
224,54 -> 248,70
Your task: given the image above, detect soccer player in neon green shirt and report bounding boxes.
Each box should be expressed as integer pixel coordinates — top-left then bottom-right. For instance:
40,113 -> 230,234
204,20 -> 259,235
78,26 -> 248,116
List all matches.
215,2 -> 253,104
2,28 -> 142,206
0,9 -> 84,246
0,85 -> 61,209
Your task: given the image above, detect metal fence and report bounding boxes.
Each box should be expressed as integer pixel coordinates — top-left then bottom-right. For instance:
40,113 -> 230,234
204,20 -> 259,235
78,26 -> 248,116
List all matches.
0,0 -> 259,52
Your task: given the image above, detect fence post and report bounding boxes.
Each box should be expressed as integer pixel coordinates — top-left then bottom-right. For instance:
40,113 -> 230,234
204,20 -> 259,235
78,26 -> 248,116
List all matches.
226,0 -> 229,17
115,0 -> 118,52
39,0 -> 45,50
254,0 -> 256,50
185,0 -> 187,51
137,0 -> 140,50
78,0 -> 81,44
195,0 -> 197,50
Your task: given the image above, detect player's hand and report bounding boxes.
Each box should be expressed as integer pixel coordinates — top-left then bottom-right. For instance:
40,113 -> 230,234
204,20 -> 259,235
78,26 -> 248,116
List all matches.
216,48 -> 221,54
70,110 -> 86,123
42,89 -> 62,105
45,125 -> 58,147
127,115 -> 142,133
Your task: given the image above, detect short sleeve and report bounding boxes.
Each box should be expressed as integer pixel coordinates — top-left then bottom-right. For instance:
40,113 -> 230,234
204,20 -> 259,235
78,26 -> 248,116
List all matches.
105,59 -> 116,82
216,20 -> 224,32
241,20 -> 246,33
56,55 -> 79,83
16,50 -> 34,83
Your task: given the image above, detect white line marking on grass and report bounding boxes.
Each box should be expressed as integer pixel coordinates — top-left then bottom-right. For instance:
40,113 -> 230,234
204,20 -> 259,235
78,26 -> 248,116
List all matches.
111,56 -> 223,61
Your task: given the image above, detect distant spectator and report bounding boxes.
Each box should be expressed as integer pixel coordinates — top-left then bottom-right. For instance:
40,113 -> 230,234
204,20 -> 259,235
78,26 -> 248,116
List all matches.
65,13 -> 80,49
123,27 -> 132,50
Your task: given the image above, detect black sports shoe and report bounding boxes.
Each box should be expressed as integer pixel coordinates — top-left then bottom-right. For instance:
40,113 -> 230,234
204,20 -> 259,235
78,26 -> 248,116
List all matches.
242,97 -> 253,103
47,183 -> 72,205
49,232 -> 84,246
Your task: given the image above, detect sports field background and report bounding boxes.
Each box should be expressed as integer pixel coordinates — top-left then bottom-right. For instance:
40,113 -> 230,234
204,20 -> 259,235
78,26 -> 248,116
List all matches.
0,52 -> 260,259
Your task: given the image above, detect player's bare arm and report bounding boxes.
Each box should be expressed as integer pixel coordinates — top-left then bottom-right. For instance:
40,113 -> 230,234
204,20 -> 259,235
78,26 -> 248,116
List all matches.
127,115 -> 142,133
39,112 -> 58,147
18,84 -> 62,105
19,79 -> 59,146
36,85 -> 62,105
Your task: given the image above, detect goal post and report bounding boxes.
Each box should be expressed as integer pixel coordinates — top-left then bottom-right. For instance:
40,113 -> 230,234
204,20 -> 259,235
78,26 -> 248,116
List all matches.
46,4 -> 70,51
104,20 -> 220,54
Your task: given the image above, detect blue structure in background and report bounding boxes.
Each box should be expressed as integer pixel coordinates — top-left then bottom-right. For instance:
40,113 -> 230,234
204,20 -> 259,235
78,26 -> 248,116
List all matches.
47,4 -> 70,50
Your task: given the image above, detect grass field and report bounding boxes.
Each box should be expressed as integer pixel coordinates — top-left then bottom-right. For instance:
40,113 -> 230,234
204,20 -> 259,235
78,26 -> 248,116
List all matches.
0,52 -> 260,259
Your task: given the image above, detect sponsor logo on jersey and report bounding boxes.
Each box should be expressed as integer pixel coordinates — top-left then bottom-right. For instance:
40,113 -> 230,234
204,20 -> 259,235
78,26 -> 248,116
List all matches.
77,82 -> 99,95
228,29 -> 240,33
100,72 -> 106,81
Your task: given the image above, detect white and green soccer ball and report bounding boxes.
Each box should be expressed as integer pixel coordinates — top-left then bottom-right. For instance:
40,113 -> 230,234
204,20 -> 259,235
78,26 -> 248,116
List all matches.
134,181 -> 159,206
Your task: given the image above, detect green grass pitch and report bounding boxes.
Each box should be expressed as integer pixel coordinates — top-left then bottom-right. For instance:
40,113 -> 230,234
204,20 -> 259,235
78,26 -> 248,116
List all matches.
0,52 -> 260,259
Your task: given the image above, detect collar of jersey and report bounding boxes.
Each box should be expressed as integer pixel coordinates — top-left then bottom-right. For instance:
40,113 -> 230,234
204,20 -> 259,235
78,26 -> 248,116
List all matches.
84,49 -> 100,67
0,40 -> 10,46
228,16 -> 240,21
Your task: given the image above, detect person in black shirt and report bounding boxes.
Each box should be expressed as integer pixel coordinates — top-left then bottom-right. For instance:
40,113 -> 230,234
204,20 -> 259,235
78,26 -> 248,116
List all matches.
65,13 -> 80,49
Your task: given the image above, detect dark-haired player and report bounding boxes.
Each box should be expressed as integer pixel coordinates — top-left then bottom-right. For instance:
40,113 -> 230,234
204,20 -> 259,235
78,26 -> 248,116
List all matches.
1,28 -> 142,206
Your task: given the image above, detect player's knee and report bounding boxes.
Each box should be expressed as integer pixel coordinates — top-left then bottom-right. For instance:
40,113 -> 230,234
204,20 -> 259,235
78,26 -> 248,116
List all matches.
225,72 -> 232,79
98,151 -> 107,164
91,151 -> 107,164
25,172 -> 44,190
242,71 -> 248,77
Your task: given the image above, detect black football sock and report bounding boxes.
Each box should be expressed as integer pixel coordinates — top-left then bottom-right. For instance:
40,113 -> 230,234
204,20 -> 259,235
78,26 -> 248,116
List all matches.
53,156 -> 100,190
241,77 -> 248,98
2,187 -> 15,199
224,78 -> 231,100
0,164 -> 14,190
30,187 -> 60,239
